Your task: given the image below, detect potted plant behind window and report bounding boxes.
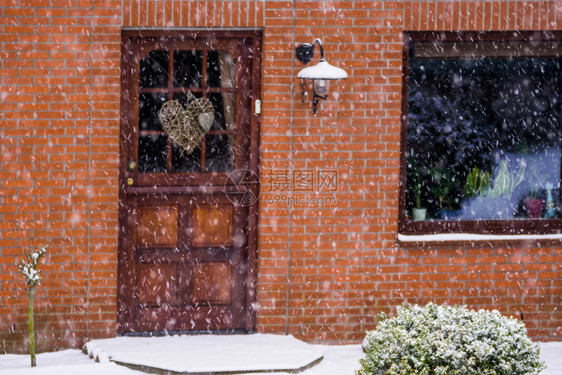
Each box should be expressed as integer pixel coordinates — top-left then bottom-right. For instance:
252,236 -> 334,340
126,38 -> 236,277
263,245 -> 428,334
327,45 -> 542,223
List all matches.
462,166 -> 491,219
524,159 -> 545,218
462,159 -> 525,219
463,166 -> 491,201
407,158 -> 427,221
429,166 -> 460,219
412,180 -> 426,221
525,193 -> 544,218
484,159 -> 525,218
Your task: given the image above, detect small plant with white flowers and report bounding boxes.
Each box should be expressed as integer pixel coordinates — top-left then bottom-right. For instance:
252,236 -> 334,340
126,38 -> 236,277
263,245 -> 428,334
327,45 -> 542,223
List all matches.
18,245 -> 47,368
358,303 -> 545,375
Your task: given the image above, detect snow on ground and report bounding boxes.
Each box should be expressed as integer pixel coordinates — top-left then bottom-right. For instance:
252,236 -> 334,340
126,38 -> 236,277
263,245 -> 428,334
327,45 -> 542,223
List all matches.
0,340 -> 560,375
0,349 -> 139,375
84,334 -> 324,373
247,344 -> 363,375
539,342 -> 562,375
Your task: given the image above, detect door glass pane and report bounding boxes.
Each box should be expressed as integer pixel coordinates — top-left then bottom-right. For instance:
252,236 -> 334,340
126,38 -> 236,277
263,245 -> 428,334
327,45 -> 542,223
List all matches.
139,135 -> 168,173
205,134 -> 233,172
173,91 -> 203,107
173,50 -> 202,88
172,143 -> 201,172
207,50 -> 236,88
207,92 -> 236,131
207,93 -> 224,131
139,93 -> 167,131
140,50 -> 169,88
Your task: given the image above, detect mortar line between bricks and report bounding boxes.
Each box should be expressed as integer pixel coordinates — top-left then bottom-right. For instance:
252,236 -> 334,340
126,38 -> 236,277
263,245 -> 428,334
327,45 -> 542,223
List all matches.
86,0 -> 94,342
284,0 -> 297,337
162,0 -> 166,27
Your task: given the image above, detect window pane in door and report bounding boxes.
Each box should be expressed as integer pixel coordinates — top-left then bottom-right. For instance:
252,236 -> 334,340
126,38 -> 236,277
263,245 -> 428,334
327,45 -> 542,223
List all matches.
139,93 -> 167,131
173,91 -> 203,107
172,143 -> 201,172
207,92 -> 236,131
173,50 -> 202,88
140,50 -> 169,88
139,135 -> 168,173
205,134 -> 233,172
207,50 -> 236,89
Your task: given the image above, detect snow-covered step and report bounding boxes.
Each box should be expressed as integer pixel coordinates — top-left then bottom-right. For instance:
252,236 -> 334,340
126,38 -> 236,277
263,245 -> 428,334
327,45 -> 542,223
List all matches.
83,334 -> 324,375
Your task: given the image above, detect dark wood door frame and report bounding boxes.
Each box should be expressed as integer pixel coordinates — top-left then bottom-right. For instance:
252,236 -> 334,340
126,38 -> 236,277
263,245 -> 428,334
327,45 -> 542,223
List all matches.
117,29 -> 262,334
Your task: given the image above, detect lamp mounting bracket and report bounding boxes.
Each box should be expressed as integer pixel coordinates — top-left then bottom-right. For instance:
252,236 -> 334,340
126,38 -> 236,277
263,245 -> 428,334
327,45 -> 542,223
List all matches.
295,39 -> 325,64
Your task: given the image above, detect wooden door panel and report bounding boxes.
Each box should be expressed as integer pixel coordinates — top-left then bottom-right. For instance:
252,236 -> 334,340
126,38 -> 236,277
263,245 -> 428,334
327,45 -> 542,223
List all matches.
124,193 -> 248,332
137,264 -> 178,306
138,207 -> 178,247
193,205 -> 233,247
192,262 -> 232,304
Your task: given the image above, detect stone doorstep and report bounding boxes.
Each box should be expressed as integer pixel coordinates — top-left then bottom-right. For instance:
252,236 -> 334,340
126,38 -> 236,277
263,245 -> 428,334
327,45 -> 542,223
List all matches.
110,356 -> 324,375
82,334 -> 325,375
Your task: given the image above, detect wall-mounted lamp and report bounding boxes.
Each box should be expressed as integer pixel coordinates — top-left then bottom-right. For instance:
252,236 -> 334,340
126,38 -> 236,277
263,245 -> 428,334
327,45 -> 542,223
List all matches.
296,38 -> 348,114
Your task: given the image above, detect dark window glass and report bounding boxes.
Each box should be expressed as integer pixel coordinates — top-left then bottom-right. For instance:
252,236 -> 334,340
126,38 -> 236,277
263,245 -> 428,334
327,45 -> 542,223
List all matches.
139,50 -> 169,88
173,91 -> 203,107
207,93 -> 227,131
172,143 -> 201,172
207,50 -> 221,87
136,48 -> 237,175
405,40 -> 562,223
207,50 -> 236,89
173,50 -> 202,88
139,135 -> 168,173
205,134 -> 233,172
139,93 -> 167,131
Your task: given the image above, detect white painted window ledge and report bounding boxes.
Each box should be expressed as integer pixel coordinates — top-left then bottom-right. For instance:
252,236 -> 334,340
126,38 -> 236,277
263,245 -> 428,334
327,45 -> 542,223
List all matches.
398,233 -> 562,242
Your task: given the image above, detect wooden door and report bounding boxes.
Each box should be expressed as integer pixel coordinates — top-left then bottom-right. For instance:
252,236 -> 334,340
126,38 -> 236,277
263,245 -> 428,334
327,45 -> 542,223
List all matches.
117,31 -> 261,333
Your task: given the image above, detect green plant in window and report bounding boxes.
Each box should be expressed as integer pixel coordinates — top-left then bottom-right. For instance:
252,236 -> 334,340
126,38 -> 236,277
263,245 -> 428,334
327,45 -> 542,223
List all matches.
482,159 -> 525,198
463,167 -> 492,199
516,141 -> 541,199
429,166 -> 457,210
407,158 -> 428,221
407,158 -> 424,208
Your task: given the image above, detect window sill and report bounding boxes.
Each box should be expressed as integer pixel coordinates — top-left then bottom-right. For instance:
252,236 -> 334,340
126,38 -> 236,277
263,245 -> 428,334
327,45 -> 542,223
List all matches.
398,232 -> 562,243
398,218 -> 562,236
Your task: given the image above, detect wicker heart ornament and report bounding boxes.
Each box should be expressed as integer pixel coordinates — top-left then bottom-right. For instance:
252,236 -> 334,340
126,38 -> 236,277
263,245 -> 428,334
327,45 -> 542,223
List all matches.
158,93 -> 215,155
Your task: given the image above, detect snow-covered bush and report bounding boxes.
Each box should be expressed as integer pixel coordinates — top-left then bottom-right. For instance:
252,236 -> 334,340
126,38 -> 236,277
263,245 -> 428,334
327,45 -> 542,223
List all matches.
358,303 -> 545,375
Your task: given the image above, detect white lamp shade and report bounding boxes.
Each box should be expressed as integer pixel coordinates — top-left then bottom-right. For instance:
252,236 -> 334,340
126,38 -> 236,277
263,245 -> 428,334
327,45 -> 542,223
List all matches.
297,60 -> 348,80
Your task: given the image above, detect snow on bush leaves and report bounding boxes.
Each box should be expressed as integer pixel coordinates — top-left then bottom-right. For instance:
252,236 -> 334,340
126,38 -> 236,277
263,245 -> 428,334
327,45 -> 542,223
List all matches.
358,303 -> 545,375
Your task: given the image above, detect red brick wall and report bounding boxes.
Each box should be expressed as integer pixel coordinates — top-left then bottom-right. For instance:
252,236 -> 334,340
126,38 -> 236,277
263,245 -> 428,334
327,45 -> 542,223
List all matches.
259,0 -> 562,344
0,0 -> 123,352
0,0 -> 560,352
